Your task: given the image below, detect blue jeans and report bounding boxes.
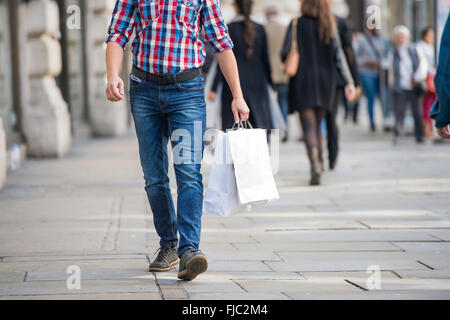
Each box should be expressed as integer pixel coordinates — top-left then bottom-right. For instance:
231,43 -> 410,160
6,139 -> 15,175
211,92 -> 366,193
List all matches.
360,73 -> 380,128
129,71 -> 206,257
273,83 -> 289,122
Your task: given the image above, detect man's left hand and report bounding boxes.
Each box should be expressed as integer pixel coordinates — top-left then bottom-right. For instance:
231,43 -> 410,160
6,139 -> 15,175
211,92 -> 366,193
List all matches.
437,125 -> 450,140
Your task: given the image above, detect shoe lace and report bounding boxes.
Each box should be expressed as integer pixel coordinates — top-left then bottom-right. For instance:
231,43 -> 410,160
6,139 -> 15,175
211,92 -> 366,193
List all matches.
154,246 -> 172,263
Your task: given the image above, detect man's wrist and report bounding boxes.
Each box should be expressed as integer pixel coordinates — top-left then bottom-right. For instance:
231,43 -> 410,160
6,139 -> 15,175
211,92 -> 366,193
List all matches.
107,73 -> 119,81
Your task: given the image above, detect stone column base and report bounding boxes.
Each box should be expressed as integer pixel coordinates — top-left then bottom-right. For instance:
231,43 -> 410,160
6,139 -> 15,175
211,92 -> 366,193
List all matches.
23,77 -> 72,158
89,98 -> 129,137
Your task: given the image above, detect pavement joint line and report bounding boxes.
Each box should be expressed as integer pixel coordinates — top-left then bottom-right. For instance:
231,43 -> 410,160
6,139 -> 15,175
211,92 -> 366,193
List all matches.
231,280 -> 248,293
100,196 -> 122,250
261,261 -> 275,272
416,260 -> 435,270
391,271 -> 403,279
113,195 -> 125,251
427,233 -> 446,241
248,235 -> 260,244
229,243 -> 239,250
344,279 -> 369,292
273,251 -> 287,262
355,220 -> 372,229
281,292 -> 295,300
152,272 -> 165,300
387,242 -> 406,252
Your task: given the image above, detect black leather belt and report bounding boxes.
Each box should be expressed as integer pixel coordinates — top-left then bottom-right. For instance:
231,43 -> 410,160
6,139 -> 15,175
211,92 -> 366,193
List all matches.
131,65 -> 202,85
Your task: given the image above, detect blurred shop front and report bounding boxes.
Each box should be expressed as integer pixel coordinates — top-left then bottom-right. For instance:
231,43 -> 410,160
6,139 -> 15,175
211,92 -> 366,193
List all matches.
348,0 -> 449,47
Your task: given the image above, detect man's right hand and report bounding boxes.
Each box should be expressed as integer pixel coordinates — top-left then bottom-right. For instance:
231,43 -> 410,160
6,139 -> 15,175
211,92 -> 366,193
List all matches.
106,75 -> 125,102
437,125 -> 450,140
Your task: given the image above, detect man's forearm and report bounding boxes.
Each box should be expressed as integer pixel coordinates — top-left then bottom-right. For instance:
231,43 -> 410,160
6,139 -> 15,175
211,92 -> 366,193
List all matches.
215,49 -> 250,123
216,50 -> 243,99
105,42 -> 126,102
106,42 -> 124,79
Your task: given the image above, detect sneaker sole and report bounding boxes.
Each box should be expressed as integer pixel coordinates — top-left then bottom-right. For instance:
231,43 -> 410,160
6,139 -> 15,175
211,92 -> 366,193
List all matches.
149,259 -> 180,272
177,255 -> 208,281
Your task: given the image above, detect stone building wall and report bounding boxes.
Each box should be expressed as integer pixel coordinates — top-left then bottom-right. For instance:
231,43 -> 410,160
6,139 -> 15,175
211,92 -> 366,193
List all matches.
22,0 -> 72,157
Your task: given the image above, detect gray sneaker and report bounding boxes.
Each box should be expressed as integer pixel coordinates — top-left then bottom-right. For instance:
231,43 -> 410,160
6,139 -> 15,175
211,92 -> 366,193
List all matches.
149,246 -> 179,272
177,248 -> 208,281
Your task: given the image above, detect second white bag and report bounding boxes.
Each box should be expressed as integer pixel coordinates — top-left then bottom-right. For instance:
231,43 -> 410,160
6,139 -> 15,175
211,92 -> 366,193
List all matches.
204,131 -> 247,216
227,128 -> 280,205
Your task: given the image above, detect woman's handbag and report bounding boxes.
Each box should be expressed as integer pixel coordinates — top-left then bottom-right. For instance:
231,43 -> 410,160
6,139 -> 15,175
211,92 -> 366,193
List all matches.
283,18 -> 300,77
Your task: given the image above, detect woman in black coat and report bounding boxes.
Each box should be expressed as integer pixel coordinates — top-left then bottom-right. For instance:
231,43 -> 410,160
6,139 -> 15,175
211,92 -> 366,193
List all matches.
210,0 -> 273,131
281,0 -> 355,185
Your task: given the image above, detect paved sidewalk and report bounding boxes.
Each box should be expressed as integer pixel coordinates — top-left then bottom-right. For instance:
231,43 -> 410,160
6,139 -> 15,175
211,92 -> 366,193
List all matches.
1,119 -> 450,300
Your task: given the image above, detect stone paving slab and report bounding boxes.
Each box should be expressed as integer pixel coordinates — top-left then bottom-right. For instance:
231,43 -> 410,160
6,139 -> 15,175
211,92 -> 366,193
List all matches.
2,254 -> 146,262
283,290 -> 450,300
396,269 -> 450,279
153,272 -> 245,294
0,279 -> 160,296
348,278 -> 450,291
222,219 -> 365,231
0,259 -> 149,275
236,279 -> 361,294
25,269 -> 151,281
206,261 -> 273,272
266,252 -> 427,272
359,219 -> 450,229
410,252 -> 450,269
392,242 -> 450,252
426,230 -> 450,241
299,271 -> 400,281
202,250 -> 282,261
232,242 -> 401,252
251,230 -> 438,243
189,292 -> 291,300
0,293 -> 163,300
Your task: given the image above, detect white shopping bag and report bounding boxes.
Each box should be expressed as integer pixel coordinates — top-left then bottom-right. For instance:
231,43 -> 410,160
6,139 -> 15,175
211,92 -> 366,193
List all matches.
227,126 -> 280,205
204,131 -> 248,216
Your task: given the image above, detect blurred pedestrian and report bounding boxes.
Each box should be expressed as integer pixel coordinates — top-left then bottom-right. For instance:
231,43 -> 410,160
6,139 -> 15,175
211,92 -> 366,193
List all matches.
105,0 -> 250,281
430,15 -> 450,140
281,0 -> 356,186
209,0 -> 273,131
265,5 -> 290,142
385,25 -> 428,144
417,27 -> 437,138
355,21 -> 391,132
326,2 -> 361,171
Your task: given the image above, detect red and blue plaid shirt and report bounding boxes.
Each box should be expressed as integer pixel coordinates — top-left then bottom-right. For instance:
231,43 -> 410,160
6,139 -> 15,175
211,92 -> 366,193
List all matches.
106,0 -> 234,75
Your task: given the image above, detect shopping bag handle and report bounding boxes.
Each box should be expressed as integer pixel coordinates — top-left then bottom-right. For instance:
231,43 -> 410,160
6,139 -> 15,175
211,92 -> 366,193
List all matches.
231,120 -> 254,130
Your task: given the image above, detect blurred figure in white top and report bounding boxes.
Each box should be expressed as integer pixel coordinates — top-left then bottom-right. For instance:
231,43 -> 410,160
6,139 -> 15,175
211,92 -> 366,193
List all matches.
416,27 -> 437,138
385,25 -> 428,144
